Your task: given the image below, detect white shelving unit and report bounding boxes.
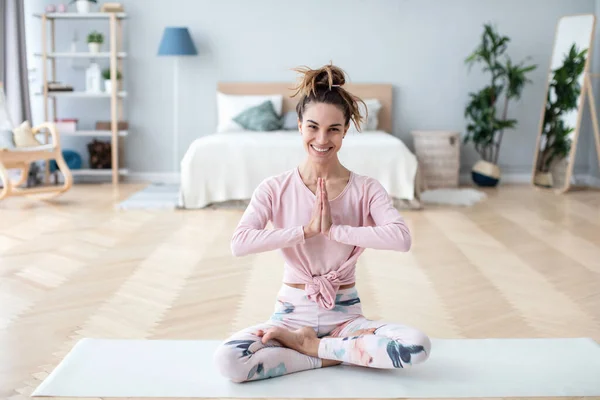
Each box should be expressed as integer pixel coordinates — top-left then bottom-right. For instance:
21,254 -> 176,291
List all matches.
34,11 -> 127,187
34,52 -> 127,58
61,130 -> 128,137
36,91 -> 127,98
33,12 -> 127,19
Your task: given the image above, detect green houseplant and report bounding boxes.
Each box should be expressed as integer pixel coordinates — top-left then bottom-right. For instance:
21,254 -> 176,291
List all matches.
87,31 -> 103,53
534,44 -> 588,187
102,68 -> 122,93
464,24 -> 537,186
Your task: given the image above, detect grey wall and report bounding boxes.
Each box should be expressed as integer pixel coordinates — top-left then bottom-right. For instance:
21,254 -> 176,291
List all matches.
24,0 -> 598,178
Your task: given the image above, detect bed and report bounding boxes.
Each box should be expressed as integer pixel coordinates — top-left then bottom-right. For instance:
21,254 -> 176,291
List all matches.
179,83 -> 420,209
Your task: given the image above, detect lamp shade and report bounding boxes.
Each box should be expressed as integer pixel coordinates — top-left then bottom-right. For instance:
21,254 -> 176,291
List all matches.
157,27 -> 197,56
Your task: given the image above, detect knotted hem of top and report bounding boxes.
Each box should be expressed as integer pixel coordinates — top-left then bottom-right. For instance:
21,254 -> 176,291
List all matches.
282,268 -> 355,310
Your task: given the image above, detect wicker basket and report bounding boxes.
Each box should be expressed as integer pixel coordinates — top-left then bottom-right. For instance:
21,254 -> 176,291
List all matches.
411,130 -> 460,189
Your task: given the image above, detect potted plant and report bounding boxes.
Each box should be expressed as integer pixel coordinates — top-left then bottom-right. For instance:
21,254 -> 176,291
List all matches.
87,31 -> 103,53
102,68 -> 122,93
70,0 -> 97,13
464,24 -> 537,187
534,44 -> 588,188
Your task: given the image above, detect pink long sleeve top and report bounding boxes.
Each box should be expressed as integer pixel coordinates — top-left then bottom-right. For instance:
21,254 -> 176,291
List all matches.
231,167 -> 411,310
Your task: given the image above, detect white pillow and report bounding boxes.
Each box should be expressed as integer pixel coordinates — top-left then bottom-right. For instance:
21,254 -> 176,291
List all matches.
216,92 -> 283,133
347,98 -> 382,133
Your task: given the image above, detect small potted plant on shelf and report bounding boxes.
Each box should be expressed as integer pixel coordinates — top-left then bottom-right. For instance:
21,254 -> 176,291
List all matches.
102,68 -> 122,93
70,0 -> 97,13
87,31 -> 103,53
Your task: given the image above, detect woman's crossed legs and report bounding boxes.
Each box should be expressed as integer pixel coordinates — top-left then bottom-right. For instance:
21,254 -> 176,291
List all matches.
213,316 -> 431,383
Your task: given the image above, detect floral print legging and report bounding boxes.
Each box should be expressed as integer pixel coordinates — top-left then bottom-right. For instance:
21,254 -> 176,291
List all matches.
213,284 -> 431,383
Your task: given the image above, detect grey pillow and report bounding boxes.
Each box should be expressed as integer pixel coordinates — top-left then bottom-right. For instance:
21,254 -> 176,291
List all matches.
0,129 -> 14,148
233,100 -> 283,131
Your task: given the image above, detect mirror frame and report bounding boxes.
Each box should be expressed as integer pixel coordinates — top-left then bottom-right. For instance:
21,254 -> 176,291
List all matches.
531,13 -> 597,194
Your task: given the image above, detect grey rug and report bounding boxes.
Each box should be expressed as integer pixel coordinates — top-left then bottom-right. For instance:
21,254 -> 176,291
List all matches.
420,188 -> 487,206
32,337 -> 600,398
116,184 -> 182,210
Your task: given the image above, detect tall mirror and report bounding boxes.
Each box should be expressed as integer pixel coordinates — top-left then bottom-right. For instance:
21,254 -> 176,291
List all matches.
532,14 -> 597,192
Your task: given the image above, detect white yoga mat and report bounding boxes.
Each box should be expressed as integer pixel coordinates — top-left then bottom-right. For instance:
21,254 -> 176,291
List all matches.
33,337 -> 600,398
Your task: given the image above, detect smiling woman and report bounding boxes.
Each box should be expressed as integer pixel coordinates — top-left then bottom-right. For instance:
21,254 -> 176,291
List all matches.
292,64 -> 366,204
213,64 -> 430,383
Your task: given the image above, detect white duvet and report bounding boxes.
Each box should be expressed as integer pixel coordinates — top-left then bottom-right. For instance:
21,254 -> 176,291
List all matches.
180,131 -> 417,209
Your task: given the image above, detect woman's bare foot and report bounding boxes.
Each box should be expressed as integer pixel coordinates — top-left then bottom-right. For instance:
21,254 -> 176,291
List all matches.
260,326 -> 320,357
257,326 -> 376,366
258,328 -> 341,368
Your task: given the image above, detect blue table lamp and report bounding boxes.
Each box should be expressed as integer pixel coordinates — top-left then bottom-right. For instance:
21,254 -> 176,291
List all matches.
158,27 -> 197,172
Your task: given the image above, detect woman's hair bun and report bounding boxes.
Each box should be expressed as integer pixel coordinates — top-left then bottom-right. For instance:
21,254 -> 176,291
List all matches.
292,63 -> 347,97
291,62 -> 367,132
315,64 -> 346,88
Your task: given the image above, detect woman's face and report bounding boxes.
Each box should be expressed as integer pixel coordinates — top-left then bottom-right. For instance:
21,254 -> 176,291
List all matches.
298,102 -> 348,164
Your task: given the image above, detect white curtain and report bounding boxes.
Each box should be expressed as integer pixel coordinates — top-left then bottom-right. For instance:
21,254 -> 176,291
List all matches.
1,0 -> 32,127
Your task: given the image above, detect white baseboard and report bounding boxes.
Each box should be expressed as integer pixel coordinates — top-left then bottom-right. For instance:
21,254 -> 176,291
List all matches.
73,170 -> 600,188
459,171 -> 600,187
125,173 -> 180,184
128,171 -> 533,187
49,172 -> 181,185
459,172 -> 532,185
580,175 -> 600,187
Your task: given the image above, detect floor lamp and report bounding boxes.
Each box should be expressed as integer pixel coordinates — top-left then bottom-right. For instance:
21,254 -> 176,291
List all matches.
157,27 -> 198,173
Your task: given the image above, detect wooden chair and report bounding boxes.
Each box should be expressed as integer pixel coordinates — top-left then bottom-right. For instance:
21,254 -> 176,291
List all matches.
0,83 -> 72,200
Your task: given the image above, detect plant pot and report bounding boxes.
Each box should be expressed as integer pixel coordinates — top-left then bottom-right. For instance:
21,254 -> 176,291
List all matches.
471,160 -> 501,187
88,43 -> 100,53
534,172 -> 553,188
75,0 -> 92,13
104,80 -> 121,93
550,157 -> 568,189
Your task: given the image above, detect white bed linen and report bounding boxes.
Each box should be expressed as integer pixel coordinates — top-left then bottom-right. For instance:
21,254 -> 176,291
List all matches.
179,131 -> 417,209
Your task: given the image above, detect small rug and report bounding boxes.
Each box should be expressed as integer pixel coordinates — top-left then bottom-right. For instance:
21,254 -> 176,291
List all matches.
116,184 -> 181,210
420,188 -> 487,206
32,337 -> 600,398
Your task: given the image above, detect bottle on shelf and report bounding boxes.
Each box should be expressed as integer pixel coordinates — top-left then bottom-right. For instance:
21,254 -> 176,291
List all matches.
85,62 -> 102,93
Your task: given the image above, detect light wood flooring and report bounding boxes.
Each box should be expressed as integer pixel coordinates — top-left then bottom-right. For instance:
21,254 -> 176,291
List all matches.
1,183 -> 599,400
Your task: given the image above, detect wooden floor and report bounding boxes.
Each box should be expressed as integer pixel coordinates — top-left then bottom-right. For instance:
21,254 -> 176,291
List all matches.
1,183 -> 599,400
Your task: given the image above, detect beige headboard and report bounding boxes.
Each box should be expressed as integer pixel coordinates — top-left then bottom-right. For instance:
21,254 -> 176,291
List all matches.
217,82 -> 393,133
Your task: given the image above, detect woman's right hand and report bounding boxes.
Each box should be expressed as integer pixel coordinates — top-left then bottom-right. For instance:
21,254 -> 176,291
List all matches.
303,177 -> 322,239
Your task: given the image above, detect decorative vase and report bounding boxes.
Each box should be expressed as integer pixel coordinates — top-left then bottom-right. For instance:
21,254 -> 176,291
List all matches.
104,80 -> 112,93
88,42 -> 100,53
85,62 -> 101,93
471,160 -> 501,187
75,0 -> 92,13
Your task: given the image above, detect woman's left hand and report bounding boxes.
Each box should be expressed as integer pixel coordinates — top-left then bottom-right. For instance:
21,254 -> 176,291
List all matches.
321,178 -> 332,236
